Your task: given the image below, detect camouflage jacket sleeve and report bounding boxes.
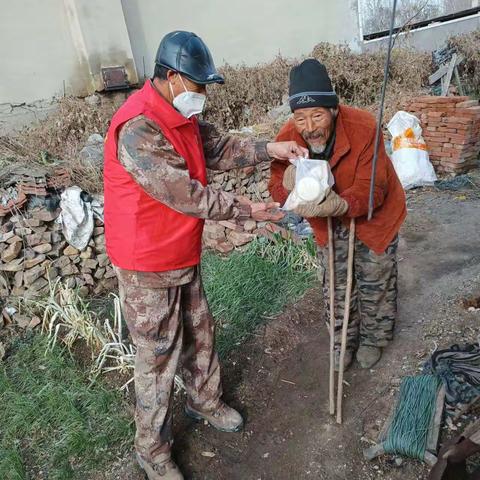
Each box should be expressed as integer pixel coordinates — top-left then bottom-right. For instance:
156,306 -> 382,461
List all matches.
117,115 -> 250,221
198,120 -> 270,171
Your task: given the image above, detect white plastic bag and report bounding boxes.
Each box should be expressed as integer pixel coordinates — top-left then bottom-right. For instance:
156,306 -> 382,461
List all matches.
387,111 -> 437,190
58,186 -> 104,250
283,158 -> 334,211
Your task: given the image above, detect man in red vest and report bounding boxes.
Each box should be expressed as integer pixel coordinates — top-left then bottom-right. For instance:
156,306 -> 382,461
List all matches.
104,31 -> 307,480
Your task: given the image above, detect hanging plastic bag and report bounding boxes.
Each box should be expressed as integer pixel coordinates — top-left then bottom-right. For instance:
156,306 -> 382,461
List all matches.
387,111 -> 437,190
58,186 -> 104,250
283,158 -> 334,211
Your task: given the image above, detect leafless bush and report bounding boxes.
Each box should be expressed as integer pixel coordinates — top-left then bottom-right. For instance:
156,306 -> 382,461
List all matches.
204,56 -> 293,131
0,96 -> 117,192
4,31 -> 480,193
449,30 -> 480,97
205,43 -> 431,130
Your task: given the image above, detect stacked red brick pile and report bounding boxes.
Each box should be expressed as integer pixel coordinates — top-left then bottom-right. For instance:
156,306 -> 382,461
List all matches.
404,96 -> 480,174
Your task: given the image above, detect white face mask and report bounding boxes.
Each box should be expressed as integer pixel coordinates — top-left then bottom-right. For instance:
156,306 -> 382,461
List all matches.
169,75 -> 206,118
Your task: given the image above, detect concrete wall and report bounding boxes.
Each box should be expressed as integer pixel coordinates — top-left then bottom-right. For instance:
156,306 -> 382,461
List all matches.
121,0 -> 361,80
362,13 -> 480,53
64,0 -> 137,92
0,0 -> 78,105
1,0 -> 361,107
1,0 -> 362,133
0,0 -> 137,133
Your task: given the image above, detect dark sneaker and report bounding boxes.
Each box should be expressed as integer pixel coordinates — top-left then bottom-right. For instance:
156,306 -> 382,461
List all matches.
356,346 -> 382,369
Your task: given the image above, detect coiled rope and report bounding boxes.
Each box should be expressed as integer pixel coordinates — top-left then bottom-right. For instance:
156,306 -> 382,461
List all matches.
383,375 -> 440,460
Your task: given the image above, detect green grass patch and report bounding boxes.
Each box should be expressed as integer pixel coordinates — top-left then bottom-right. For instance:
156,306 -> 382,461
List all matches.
0,334 -> 134,480
202,236 -> 317,356
0,235 -> 316,479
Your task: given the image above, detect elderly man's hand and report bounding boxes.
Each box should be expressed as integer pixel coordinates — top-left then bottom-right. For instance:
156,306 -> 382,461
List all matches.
266,141 -> 308,160
293,190 -> 348,218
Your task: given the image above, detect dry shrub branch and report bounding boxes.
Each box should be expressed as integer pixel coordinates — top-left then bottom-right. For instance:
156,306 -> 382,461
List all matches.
449,30 -> 480,97
205,43 -> 432,130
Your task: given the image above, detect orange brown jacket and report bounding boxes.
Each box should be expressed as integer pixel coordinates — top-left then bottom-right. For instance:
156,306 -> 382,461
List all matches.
268,105 -> 407,254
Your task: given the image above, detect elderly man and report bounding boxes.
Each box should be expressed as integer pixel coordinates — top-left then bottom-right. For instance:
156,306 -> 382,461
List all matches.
104,31 -> 306,480
269,59 -> 407,372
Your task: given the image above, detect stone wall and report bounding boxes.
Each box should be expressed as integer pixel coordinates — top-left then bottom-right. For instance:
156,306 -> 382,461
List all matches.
208,163 -> 272,202
0,151 -> 294,298
204,162 -> 282,253
405,96 -> 480,174
0,206 -> 115,300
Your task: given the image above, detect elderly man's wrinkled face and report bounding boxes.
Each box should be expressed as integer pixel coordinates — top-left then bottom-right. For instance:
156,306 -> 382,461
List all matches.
293,107 -> 337,154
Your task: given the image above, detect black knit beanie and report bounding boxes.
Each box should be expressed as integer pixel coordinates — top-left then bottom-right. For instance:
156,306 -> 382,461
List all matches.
289,59 -> 339,111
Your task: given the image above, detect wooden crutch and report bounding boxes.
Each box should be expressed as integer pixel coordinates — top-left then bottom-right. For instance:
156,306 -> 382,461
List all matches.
327,216 -> 336,416
336,217 -> 356,424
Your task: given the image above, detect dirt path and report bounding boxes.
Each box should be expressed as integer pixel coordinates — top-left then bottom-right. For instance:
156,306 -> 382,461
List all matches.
105,187 -> 480,480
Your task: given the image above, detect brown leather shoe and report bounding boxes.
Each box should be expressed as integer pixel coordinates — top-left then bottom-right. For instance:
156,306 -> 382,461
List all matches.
136,454 -> 184,480
185,401 -> 244,432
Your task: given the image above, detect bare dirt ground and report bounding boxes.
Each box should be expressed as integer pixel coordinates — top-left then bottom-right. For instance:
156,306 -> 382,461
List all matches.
101,181 -> 480,480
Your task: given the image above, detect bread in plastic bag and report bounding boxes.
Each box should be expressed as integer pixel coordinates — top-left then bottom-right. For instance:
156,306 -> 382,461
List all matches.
283,158 -> 334,211
387,111 -> 437,190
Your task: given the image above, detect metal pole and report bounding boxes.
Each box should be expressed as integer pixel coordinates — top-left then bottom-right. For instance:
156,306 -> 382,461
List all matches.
367,0 -> 398,221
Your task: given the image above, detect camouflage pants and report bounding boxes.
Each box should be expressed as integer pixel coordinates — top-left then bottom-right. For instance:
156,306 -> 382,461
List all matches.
115,266 -> 222,464
317,220 -> 399,351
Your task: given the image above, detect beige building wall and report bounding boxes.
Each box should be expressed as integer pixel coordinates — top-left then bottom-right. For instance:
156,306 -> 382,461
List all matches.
0,0 -> 78,105
121,0 -> 361,79
0,0 -> 137,132
0,0 -> 136,104
64,0 -> 137,92
1,0 -> 360,132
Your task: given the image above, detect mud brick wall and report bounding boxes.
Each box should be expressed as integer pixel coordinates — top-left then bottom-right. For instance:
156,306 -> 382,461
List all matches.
0,207 -> 116,300
204,163 -> 282,252
405,96 -> 480,174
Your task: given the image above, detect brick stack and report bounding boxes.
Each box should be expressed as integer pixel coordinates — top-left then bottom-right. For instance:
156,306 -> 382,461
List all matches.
404,96 -> 480,174
0,207 -> 115,299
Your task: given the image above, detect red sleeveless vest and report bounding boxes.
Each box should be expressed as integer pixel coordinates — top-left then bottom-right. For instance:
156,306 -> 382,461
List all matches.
104,81 -> 207,271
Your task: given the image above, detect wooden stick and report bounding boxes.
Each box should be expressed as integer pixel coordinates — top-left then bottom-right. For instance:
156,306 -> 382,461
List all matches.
442,53 -> 457,96
336,218 -> 356,424
453,65 -> 465,96
327,216 -> 335,416
427,386 -> 446,454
